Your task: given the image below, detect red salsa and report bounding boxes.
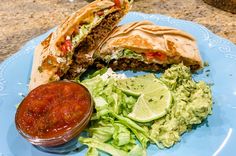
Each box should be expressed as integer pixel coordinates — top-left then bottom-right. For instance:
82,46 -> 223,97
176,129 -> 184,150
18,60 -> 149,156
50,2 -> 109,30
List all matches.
15,81 -> 92,142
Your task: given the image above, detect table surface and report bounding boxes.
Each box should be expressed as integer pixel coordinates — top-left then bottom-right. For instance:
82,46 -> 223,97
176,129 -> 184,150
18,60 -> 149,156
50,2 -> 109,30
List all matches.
0,0 -> 235,62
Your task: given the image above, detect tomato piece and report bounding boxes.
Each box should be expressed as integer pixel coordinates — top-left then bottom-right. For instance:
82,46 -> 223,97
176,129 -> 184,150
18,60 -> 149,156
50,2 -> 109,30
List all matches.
65,40 -> 72,51
97,10 -> 104,16
114,0 -> 121,8
145,52 -> 155,59
60,40 -> 72,56
61,44 -> 67,53
154,52 -> 167,61
145,52 -> 167,61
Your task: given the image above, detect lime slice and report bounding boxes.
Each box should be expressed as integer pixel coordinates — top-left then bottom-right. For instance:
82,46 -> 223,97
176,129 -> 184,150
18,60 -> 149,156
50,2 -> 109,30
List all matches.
127,94 -> 155,120
133,74 -> 157,80
117,74 -> 172,122
117,74 -> 158,96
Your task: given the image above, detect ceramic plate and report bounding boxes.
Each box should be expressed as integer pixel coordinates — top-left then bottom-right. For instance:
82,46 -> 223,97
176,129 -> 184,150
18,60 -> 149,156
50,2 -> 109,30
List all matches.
0,12 -> 236,156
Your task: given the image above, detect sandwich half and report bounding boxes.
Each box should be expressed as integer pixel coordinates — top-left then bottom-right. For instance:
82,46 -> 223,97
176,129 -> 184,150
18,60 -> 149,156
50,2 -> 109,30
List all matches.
29,0 -> 132,90
94,20 -> 203,72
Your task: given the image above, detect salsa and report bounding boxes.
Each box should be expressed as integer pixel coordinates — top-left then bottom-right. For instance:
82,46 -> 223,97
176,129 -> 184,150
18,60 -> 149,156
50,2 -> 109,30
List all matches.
15,81 -> 92,141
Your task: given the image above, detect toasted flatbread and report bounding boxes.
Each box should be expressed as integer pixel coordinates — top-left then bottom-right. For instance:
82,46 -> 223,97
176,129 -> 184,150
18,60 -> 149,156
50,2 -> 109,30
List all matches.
95,20 -> 203,71
29,0 -> 132,90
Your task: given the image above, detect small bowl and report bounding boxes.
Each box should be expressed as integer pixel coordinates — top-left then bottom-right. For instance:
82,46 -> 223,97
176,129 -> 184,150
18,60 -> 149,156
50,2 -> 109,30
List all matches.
15,81 -> 93,147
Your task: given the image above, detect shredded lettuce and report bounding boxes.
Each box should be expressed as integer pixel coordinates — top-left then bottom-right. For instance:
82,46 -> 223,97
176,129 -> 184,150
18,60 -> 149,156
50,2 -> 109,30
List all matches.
86,147 -> 99,156
71,14 -> 104,47
88,125 -> 114,142
80,69 -> 148,155
113,123 -> 132,146
122,49 -> 144,61
79,137 -> 128,156
128,145 -> 146,156
104,49 -> 144,62
80,137 -> 146,156
72,24 -> 90,46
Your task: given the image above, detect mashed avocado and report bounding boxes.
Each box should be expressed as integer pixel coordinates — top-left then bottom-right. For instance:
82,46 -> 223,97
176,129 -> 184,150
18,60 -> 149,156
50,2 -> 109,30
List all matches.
150,64 -> 212,148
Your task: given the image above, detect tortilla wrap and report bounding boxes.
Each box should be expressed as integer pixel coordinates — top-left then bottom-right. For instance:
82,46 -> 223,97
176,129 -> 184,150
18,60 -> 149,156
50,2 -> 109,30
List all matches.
96,20 -> 203,69
29,0 -> 132,90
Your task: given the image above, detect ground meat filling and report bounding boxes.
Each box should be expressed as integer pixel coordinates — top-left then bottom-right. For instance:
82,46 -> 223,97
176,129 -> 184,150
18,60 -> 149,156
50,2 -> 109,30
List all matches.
63,11 -> 123,79
93,58 -> 198,72
94,58 -> 169,72
190,64 -> 200,71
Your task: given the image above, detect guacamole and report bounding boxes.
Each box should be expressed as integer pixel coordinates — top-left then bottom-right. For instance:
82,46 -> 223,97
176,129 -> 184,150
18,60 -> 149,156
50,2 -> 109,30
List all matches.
150,64 -> 213,148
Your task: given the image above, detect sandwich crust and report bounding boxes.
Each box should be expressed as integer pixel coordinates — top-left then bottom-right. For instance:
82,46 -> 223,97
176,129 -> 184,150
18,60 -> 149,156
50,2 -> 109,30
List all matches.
29,0 -> 131,90
49,0 -> 115,56
97,20 -> 203,68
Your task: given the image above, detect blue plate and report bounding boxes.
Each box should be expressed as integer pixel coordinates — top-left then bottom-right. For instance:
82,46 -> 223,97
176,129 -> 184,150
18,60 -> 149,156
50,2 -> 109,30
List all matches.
0,12 -> 236,156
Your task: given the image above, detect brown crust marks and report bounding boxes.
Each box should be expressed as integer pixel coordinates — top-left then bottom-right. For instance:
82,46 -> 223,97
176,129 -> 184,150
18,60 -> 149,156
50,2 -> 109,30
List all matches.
41,33 -> 53,48
166,40 -> 177,54
113,35 -> 154,49
41,55 -> 58,71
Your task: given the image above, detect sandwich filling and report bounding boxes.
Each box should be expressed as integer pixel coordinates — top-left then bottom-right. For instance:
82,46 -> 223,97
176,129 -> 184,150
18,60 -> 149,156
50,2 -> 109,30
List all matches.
39,8 -> 125,80
93,48 -> 200,72
63,10 -> 124,79
29,0 -> 132,90
93,49 -> 167,72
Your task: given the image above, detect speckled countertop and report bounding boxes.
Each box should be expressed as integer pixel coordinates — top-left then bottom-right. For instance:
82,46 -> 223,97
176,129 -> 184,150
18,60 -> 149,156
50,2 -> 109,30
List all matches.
0,0 -> 236,62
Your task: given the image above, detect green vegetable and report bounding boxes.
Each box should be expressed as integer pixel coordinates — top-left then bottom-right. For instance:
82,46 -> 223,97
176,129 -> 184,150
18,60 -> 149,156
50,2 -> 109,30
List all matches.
78,64 -> 212,154
122,49 -> 144,61
113,123 -> 131,146
150,63 -> 212,147
110,113 -> 149,137
79,137 -> 128,156
72,24 -> 90,46
86,147 -> 99,156
71,14 -> 105,47
128,145 -> 146,156
126,125 -> 149,148
87,68 -> 108,79
88,126 -> 114,142
103,49 -> 144,62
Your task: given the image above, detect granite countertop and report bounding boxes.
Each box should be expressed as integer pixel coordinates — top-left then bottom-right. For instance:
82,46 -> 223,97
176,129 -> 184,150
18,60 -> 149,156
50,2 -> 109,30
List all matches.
0,0 -> 235,62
